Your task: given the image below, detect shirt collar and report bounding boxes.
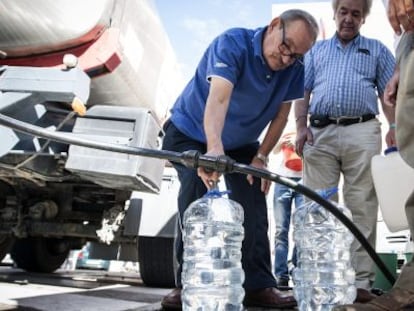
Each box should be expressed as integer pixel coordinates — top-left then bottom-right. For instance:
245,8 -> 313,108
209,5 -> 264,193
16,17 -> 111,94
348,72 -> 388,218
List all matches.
252,27 -> 266,64
333,32 -> 361,48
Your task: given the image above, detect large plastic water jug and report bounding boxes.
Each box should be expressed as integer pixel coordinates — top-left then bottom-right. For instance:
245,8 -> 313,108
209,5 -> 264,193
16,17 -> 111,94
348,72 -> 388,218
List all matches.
371,147 -> 414,232
292,187 -> 356,311
181,188 -> 245,311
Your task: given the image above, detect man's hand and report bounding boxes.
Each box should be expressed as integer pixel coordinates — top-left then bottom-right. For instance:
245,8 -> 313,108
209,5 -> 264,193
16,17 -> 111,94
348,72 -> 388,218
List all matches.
295,127 -> 313,157
280,132 -> 296,149
385,128 -> 397,148
197,149 -> 223,189
247,156 -> 271,194
387,0 -> 414,35
384,67 -> 400,107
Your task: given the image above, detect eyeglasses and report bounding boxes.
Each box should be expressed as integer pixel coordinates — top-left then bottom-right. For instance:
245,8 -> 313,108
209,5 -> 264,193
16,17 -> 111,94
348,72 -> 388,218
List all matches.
278,21 -> 304,65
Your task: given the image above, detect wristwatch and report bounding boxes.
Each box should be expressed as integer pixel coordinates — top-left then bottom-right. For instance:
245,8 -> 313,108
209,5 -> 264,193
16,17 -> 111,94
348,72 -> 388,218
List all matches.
255,152 -> 268,165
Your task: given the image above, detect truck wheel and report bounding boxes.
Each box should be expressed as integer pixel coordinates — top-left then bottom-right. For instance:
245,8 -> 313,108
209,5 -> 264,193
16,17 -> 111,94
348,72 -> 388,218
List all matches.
11,237 -> 70,273
138,236 -> 175,288
0,235 -> 14,262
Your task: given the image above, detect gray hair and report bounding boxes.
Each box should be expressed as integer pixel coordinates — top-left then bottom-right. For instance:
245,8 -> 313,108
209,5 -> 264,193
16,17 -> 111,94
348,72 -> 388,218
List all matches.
280,9 -> 320,44
332,0 -> 373,18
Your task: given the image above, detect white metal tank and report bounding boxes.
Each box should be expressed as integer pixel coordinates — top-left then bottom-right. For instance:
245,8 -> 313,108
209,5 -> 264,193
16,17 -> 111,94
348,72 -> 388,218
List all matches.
0,0 -> 184,122
0,0 -> 114,57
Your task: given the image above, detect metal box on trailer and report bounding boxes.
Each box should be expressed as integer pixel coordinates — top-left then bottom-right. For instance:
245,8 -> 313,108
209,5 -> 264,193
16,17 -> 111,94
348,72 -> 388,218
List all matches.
66,106 -> 164,193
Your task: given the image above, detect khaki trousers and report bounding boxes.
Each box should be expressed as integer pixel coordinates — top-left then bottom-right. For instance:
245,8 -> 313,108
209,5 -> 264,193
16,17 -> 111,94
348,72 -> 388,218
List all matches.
302,119 -> 382,289
394,32 -> 414,292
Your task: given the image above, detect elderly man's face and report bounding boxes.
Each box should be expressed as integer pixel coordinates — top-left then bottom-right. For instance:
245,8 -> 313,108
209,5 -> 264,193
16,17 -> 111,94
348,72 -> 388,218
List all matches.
334,0 -> 365,43
264,19 -> 314,71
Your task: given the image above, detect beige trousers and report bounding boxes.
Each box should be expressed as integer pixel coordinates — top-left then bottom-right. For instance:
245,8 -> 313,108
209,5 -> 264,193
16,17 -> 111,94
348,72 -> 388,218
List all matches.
302,119 -> 382,289
394,32 -> 414,292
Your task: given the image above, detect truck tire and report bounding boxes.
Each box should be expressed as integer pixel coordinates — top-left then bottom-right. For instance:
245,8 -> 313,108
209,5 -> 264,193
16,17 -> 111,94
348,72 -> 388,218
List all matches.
0,235 -> 14,262
138,236 -> 175,288
11,237 -> 70,273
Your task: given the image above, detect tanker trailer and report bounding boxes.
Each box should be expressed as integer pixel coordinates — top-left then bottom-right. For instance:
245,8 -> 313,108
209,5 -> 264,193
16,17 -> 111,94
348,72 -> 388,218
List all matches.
0,0 -> 183,287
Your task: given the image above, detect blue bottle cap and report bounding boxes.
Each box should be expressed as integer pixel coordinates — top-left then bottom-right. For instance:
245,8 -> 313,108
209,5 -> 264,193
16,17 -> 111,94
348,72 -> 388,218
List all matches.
204,189 -> 231,198
384,146 -> 398,155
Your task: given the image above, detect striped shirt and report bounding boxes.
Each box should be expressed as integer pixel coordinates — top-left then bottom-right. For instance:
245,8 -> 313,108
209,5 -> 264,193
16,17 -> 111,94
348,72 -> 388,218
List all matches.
304,33 -> 395,117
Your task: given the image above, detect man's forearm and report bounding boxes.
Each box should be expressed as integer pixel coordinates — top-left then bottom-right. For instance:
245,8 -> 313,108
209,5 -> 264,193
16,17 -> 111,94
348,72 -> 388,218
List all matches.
380,95 -> 396,125
204,106 -> 226,153
259,103 -> 291,158
294,99 -> 309,130
204,77 -> 232,153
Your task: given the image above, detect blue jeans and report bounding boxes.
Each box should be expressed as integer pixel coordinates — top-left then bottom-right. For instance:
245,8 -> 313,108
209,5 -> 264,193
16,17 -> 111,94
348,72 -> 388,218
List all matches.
273,178 -> 303,281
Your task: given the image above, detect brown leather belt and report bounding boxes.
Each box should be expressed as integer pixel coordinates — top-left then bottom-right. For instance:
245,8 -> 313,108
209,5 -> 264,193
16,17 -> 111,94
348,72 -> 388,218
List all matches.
310,114 -> 376,128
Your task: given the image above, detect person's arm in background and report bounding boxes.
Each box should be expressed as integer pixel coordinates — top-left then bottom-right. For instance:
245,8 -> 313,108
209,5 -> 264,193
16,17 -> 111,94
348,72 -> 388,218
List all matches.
273,132 -> 296,155
379,94 -> 397,147
384,0 -> 414,112
384,66 -> 400,108
246,101 -> 291,194
294,91 -> 312,157
382,1 -> 414,146
198,76 -> 233,188
387,0 -> 414,35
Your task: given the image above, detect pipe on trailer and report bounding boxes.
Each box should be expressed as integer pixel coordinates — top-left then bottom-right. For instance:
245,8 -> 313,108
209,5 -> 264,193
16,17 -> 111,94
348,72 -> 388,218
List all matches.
0,112 -> 396,285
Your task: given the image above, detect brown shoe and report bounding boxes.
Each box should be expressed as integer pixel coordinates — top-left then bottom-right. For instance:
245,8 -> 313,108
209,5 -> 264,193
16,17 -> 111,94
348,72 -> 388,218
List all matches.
161,288 -> 182,310
243,287 -> 297,309
332,287 -> 414,310
355,288 -> 377,303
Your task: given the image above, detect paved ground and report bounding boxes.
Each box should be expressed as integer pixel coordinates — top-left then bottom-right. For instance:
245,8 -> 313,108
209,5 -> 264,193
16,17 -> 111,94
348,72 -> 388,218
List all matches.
0,266 -> 299,311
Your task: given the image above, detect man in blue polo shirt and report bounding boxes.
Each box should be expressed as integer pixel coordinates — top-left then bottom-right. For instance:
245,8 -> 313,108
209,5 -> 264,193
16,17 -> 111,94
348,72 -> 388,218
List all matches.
161,9 -> 319,309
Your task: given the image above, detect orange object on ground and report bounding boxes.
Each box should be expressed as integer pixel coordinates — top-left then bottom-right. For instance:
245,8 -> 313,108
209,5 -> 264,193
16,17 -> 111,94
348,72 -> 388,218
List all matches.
282,145 -> 302,171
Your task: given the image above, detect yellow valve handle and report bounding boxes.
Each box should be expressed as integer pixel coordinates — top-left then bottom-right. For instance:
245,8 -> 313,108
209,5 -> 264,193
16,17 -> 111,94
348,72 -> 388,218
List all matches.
71,97 -> 86,116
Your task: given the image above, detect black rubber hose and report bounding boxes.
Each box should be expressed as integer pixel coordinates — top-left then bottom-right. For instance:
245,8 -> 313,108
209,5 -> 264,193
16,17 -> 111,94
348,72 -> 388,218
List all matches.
0,112 -> 396,285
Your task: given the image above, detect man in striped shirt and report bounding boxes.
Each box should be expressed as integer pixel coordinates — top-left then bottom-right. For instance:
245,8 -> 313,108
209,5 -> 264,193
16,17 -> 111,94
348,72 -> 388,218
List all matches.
295,0 -> 396,302
334,0 -> 414,310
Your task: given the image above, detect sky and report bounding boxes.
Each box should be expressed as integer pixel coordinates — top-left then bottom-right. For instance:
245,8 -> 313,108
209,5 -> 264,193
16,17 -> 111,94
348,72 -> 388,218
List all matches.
153,0 -> 328,81
154,0 -> 392,83
152,0 -> 395,134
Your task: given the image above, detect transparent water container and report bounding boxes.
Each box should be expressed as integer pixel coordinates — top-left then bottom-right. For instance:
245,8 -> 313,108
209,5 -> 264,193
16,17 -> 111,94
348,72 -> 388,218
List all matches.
181,188 -> 245,311
292,187 -> 356,311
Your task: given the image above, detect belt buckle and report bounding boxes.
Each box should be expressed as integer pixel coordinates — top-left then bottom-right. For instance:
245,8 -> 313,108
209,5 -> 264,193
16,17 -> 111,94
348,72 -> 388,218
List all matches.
333,116 -> 347,125
334,116 -> 362,125
335,116 -> 345,125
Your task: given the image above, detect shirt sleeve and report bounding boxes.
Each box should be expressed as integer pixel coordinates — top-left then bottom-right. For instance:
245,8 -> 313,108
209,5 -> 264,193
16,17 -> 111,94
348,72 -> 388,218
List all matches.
205,32 -> 242,85
304,47 -> 315,92
376,44 -> 396,96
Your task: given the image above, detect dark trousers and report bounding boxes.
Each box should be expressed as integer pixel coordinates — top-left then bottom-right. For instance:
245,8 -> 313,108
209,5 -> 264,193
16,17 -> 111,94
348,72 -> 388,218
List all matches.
162,120 -> 276,290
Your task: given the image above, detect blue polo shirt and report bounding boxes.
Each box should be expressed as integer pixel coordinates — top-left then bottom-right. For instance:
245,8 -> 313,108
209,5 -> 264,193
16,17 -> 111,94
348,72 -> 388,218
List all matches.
170,27 -> 304,150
